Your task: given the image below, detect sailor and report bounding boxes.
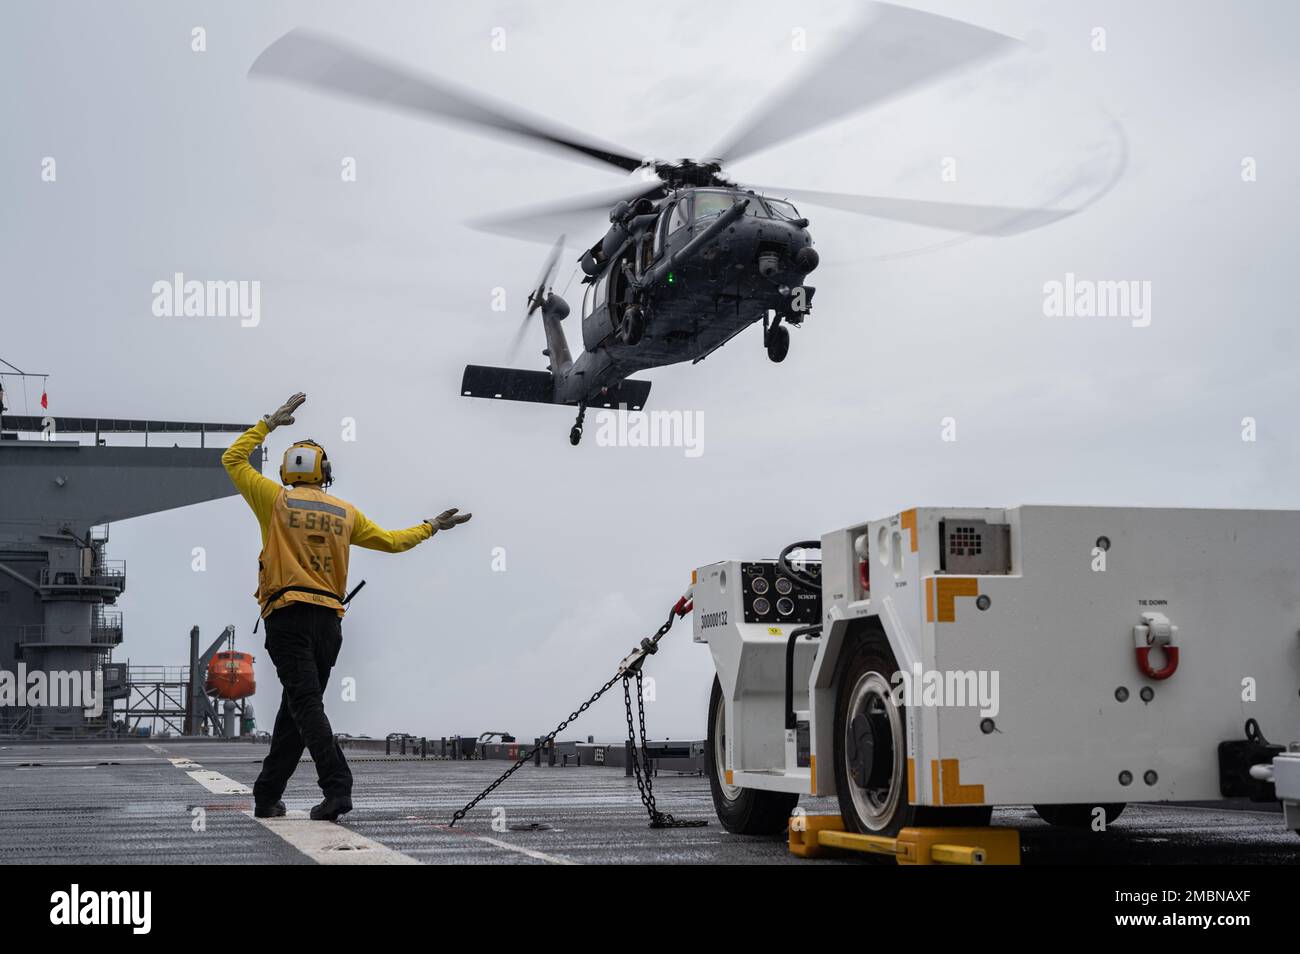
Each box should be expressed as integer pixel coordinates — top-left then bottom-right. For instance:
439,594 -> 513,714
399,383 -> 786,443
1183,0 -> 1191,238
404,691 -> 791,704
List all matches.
222,392 -> 470,821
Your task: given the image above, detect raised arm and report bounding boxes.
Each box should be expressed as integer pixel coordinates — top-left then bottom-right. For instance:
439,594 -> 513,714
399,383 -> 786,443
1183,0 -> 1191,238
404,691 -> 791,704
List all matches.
221,419 -> 281,528
222,393 -> 307,529
351,507 -> 472,553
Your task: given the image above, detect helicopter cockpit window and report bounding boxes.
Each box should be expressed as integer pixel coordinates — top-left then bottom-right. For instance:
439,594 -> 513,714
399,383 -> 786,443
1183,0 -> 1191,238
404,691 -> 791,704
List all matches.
668,200 -> 689,234
765,198 -> 801,221
692,190 -> 735,223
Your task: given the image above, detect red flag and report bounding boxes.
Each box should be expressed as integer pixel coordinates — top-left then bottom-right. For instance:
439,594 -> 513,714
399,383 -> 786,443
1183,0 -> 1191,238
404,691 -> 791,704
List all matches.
40,389 -> 48,409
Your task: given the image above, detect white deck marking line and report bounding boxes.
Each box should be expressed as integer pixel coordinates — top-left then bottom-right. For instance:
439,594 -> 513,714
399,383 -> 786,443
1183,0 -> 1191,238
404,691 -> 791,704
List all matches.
164,756 -> 252,795
16,765 -> 97,771
0,753 -> 203,769
170,760 -> 416,865
186,769 -> 253,795
432,824 -> 576,865
472,835 -> 577,865
245,810 -> 421,865
167,760 -> 562,865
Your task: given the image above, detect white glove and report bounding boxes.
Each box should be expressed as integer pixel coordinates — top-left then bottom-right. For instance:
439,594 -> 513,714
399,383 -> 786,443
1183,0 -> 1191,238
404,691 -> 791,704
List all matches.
425,508 -> 472,534
263,392 -> 306,431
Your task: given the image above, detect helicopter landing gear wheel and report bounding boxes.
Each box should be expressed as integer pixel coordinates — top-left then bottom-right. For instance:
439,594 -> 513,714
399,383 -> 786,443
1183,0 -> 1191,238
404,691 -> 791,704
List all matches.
619,305 -> 645,345
569,404 -> 586,446
766,323 -> 790,363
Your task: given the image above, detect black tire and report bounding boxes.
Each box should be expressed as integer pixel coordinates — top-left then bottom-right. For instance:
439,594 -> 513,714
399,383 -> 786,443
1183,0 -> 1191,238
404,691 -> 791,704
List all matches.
619,306 -> 645,345
766,324 -> 790,363
833,631 -> 993,837
1034,803 -> 1125,829
706,676 -> 799,835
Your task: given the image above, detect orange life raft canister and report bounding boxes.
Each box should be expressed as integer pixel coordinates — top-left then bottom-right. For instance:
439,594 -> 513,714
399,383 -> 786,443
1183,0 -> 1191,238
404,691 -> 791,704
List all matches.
205,651 -> 256,700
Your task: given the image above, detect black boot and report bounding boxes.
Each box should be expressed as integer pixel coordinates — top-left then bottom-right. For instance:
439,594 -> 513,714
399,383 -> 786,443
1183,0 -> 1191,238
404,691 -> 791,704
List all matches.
310,794 -> 353,822
254,800 -> 286,819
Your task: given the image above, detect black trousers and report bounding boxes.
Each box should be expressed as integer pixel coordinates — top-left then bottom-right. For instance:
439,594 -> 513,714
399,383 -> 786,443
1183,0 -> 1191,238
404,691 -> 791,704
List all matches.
253,601 -> 353,805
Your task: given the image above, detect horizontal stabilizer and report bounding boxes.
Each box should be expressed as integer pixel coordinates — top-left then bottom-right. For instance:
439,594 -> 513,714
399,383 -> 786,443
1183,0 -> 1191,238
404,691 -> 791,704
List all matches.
461,365 -> 556,404
460,366 -> 652,410
589,378 -> 651,411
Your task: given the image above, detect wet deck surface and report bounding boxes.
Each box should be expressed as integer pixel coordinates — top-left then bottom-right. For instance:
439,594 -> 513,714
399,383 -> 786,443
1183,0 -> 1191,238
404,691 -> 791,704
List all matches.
1,740 -> 1296,865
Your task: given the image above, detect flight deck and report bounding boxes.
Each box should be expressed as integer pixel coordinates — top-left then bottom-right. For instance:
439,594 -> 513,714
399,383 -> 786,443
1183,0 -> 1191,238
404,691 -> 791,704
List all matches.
1,740 -> 1294,866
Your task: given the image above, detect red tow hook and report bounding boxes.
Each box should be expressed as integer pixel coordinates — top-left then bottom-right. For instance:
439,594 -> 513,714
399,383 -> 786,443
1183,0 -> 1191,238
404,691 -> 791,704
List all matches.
1133,611 -> 1179,680
673,595 -> 693,617
1135,643 -> 1180,680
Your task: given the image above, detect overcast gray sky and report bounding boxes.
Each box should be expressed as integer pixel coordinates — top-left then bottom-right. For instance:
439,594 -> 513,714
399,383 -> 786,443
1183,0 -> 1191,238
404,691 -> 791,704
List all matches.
2,0 -> 1297,740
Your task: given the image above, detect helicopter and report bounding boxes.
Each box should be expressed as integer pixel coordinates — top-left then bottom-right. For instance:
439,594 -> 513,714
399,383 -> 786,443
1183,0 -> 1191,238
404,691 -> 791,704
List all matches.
251,4 -> 1096,445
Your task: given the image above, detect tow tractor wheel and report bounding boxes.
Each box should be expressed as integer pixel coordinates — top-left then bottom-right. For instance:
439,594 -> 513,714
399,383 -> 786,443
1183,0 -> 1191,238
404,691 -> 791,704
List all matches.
1034,803 -> 1125,828
832,632 -> 993,838
766,323 -> 790,363
706,676 -> 798,835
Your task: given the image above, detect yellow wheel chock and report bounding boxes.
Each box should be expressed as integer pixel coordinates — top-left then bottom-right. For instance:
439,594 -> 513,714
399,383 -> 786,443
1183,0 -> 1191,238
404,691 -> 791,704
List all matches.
788,814 -> 1020,865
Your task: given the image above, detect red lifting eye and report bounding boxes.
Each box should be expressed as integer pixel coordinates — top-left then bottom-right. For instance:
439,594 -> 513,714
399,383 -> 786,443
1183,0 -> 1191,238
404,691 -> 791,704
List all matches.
858,559 -> 870,594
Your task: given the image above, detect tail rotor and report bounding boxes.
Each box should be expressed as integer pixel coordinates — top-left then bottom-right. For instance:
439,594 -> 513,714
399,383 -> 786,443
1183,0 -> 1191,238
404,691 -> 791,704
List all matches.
509,234 -> 566,363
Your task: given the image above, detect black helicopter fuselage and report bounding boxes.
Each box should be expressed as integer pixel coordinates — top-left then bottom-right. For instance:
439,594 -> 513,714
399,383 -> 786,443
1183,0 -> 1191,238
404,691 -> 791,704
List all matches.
460,185 -> 820,440
553,186 -> 819,407
260,12 -> 1084,444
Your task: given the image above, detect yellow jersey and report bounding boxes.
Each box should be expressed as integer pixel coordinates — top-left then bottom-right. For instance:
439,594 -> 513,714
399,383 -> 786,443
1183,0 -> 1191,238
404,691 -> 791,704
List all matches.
222,420 -> 433,617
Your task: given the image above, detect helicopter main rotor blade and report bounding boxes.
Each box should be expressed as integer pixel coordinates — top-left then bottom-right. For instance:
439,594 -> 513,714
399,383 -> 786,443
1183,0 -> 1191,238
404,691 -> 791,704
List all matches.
711,3 -> 1017,165
251,29 -> 646,173
750,184 -> 1074,236
469,177 -> 666,243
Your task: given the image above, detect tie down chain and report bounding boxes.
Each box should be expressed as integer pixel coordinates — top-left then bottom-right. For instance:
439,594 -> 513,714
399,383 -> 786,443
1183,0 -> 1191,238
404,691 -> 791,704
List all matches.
449,594 -> 706,829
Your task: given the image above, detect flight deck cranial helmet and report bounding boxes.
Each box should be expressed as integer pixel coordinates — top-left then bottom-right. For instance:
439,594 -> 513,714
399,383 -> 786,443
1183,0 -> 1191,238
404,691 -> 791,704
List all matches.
280,439 -> 332,488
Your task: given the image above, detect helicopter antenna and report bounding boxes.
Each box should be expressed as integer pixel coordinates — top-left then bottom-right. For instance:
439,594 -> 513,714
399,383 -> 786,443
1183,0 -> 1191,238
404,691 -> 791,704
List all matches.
560,266 -> 578,298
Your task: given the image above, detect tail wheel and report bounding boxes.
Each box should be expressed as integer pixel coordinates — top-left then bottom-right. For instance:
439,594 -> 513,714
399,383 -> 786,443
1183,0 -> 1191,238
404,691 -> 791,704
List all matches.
705,676 -> 798,835
766,323 -> 790,362
833,632 -> 992,836
1034,803 -> 1125,828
